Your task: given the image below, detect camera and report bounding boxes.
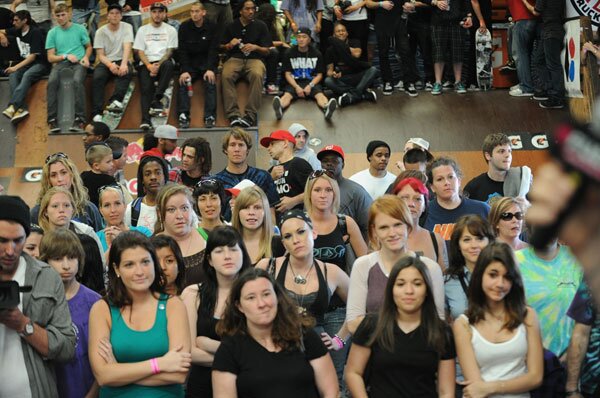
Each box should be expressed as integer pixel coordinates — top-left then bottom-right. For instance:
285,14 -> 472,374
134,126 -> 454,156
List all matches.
339,0 -> 353,11
0,281 -> 31,309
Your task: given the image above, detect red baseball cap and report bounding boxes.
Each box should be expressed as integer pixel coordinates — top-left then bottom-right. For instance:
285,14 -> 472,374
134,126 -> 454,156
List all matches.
260,130 -> 296,148
224,179 -> 256,197
317,145 -> 345,161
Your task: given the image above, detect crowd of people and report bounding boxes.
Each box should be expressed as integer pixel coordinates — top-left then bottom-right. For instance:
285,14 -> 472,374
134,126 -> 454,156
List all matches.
0,122 -> 597,398
0,0 -> 567,131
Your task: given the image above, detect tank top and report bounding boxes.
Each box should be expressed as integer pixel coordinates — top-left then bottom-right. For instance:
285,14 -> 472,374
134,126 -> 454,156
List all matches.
276,256 -> 331,325
461,314 -> 530,398
313,220 -> 347,271
187,285 -> 221,398
100,294 -> 184,398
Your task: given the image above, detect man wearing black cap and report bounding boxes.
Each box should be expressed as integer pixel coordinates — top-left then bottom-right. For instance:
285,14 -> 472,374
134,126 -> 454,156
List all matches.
350,140 -> 396,200
272,26 -> 337,121
0,196 -> 75,398
318,144 -> 372,238
133,2 -> 178,130
90,3 -> 133,122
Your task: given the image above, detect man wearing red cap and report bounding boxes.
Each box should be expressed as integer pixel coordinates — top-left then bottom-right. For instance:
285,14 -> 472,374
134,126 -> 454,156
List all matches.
261,130 -> 313,213
318,144 -> 372,238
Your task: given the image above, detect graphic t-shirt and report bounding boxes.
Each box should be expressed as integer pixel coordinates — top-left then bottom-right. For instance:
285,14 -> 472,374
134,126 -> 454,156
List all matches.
6,25 -> 47,64
283,45 -> 323,85
133,22 -> 178,63
463,172 -> 505,204
424,197 -> 490,243
269,157 -> 313,211
517,246 -> 583,356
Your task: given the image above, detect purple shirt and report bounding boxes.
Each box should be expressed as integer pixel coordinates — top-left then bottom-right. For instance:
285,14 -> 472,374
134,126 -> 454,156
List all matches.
55,284 -> 101,398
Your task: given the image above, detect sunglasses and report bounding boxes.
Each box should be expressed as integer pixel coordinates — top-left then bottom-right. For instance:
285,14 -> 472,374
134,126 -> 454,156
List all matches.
98,184 -> 123,196
195,178 -> 219,188
45,152 -> 68,164
309,169 -> 334,180
499,212 -> 524,221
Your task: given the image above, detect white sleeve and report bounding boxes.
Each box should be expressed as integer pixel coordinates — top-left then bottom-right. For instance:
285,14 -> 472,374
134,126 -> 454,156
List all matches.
346,254 -> 373,322
168,26 -> 178,49
124,203 -> 132,227
422,256 -> 446,320
133,26 -> 145,51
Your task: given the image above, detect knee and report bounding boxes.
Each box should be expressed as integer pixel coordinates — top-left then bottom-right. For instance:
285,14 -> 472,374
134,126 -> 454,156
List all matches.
324,76 -> 334,87
247,68 -> 265,82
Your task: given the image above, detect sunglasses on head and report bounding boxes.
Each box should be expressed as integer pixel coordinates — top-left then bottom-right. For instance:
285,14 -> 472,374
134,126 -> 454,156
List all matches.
309,169 -> 334,180
195,179 -> 219,188
98,184 -> 123,196
500,212 -> 524,221
45,152 -> 69,164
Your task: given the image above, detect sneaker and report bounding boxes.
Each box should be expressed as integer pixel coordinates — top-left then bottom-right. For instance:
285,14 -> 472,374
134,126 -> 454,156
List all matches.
324,98 -> 337,120
455,82 -> 467,94
338,93 -> 352,107
500,59 -> 516,72
48,119 -> 60,133
92,114 -> 103,122
467,84 -> 481,92
106,100 -> 124,113
149,105 -> 165,116
539,99 -> 565,109
363,89 -> 377,102
406,83 -> 418,97
425,82 -> 434,91
2,104 -> 15,119
204,116 -> 215,128
415,80 -> 424,90
178,113 -> 190,129
11,108 -> 29,124
70,118 -> 85,131
382,82 -> 393,95
394,80 -> 405,91
442,81 -> 454,91
229,117 -> 243,127
239,115 -> 254,127
431,82 -> 443,95
272,96 -> 283,120
533,92 -> 549,101
266,84 -> 279,95
140,122 -> 151,130
509,87 -> 534,97
510,84 -> 520,92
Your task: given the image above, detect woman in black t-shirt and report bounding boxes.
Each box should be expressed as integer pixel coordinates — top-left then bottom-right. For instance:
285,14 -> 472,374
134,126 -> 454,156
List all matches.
212,268 -> 339,398
345,255 -> 456,398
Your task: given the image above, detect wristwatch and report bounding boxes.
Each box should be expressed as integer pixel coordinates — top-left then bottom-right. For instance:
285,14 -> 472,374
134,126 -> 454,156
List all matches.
309,82 -> 315,88
19,319 -> 34,338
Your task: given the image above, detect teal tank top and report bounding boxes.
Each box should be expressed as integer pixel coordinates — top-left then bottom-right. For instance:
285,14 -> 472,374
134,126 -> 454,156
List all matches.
100,294 -> 184,398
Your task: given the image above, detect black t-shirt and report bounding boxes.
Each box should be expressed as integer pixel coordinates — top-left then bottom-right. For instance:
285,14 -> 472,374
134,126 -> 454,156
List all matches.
212,329 -> 328,398
268,157 -> 313,211
462,172 -> 504,204
353,315 -> 456,398
283,45 -> 324,86
325,39 -> 362,75
221,18 -> 272,60
80,171 -> 117,208
6,25 -> 48,65
180,170 -> 204,189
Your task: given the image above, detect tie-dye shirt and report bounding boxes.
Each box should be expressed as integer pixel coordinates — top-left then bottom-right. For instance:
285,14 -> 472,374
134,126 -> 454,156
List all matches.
517,246 -> 583,356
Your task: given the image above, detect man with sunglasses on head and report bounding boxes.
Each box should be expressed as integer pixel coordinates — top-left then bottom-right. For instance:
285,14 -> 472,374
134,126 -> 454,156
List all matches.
261,130 -> 313,213
463,132 -> 532,204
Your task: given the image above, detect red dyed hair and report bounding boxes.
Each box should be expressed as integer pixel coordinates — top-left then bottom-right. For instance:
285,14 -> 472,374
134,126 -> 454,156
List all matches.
392,177 -> 429,200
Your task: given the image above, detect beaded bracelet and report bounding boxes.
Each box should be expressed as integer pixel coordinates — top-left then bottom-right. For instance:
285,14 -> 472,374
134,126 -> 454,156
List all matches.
333,335 -> 346,349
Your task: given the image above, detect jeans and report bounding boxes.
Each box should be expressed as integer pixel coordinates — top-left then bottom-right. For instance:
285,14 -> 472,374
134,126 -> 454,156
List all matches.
319,18 -> 335,58
177,70 -> 217,119
47,61 -> 87,121
376,19 -> 418,84
408,19 -> 434,83
325,66 -> 379,102
91,61 -> 133,115
543,36 -> 565,101
343,18 -> 369,61
265,47 -> 287,85
512,19 -> 537,92
137,59 -> 175,123
204,2 -> 233,39
221,57 -> 265,121
9,63 -> 49,109
323,306 -> 349,395
123,15 -> 142,36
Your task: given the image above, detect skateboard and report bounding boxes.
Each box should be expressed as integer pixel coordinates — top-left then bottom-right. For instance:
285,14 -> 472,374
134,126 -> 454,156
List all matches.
150,79 -> 174,128
475,29 -> 493,90
57,67 -> 75,133
102,80 -> 135,130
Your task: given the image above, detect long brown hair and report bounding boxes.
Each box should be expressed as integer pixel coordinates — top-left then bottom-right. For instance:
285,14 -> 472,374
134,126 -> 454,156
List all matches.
216,268 -> 314,351
367,256 -> 446,354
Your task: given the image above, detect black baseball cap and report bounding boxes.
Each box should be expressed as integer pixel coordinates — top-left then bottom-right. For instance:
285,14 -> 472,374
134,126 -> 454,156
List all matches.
107,3 -> 123,12
150,2 -> 167,11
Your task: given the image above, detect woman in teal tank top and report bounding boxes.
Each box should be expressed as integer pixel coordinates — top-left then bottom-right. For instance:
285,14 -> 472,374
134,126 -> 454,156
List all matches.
88,231 -> 192,397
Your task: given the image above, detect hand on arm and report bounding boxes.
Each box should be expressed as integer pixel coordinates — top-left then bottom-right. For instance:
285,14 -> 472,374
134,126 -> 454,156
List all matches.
181,286 -> 216,366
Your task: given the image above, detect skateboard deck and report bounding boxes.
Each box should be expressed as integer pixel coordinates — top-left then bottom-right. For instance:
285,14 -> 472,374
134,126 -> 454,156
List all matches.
150,79 -> 174,128
102,80 -> 135,130
475,29 -> 493,90
57,67 -> 75,133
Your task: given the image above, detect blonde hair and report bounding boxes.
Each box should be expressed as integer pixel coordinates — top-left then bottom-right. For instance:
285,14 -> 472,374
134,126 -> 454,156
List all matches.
231,186 -> 274,260
488,196 -> 524,236
54,3 -> 68,14
303,174 -> 340,215
154,183 -> 194,234
367,195 -> 414,249
38,156 -> 89,218
85,145 -> 113,167
39,187 -> 75,232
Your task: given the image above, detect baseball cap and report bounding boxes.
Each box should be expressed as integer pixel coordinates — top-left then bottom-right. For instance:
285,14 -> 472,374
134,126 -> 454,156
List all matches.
150,2 -> 167,11
107,3 -> 123,12
288,123 -> 309,137
225,179 -> 256,197
260,130 -> 296,148
407,137 -> 430,151
154,125 -> 178,140
317,145 -> 345,161
296,27 -> 312,37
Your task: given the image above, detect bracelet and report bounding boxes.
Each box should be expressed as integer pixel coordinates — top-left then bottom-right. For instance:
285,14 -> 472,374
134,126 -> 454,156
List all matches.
150,358 -> 160,375
333,334 -> 346,349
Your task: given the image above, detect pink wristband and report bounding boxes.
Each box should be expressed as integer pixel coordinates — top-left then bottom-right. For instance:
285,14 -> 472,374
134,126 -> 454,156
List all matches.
150,358 -> 160,375
332,336 -> 344,350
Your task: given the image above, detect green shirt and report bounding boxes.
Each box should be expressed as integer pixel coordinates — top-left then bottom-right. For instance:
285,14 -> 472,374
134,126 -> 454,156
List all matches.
45,23 -> 89,60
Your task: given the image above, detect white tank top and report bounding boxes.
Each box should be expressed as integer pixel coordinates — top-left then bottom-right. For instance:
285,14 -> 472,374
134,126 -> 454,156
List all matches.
461,314 -> 530,398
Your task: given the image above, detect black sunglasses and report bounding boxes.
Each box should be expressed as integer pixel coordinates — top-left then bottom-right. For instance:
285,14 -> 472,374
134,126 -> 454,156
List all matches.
499,212 -> 524,221
45,152 -> 69,164
309,169 -> 334,180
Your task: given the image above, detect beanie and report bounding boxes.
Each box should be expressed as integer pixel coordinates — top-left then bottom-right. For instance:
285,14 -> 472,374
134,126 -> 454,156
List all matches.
0,196 -> 31,236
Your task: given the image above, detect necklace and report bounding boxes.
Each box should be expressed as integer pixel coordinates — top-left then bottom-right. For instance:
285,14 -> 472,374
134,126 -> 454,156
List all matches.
290,260 -> 314,284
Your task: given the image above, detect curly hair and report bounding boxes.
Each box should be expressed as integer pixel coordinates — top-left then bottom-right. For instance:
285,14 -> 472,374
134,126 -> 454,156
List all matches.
38,156 -> 90,219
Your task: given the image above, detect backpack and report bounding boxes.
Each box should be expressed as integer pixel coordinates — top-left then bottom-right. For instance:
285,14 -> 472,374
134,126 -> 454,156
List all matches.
130,197 -> 143,227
